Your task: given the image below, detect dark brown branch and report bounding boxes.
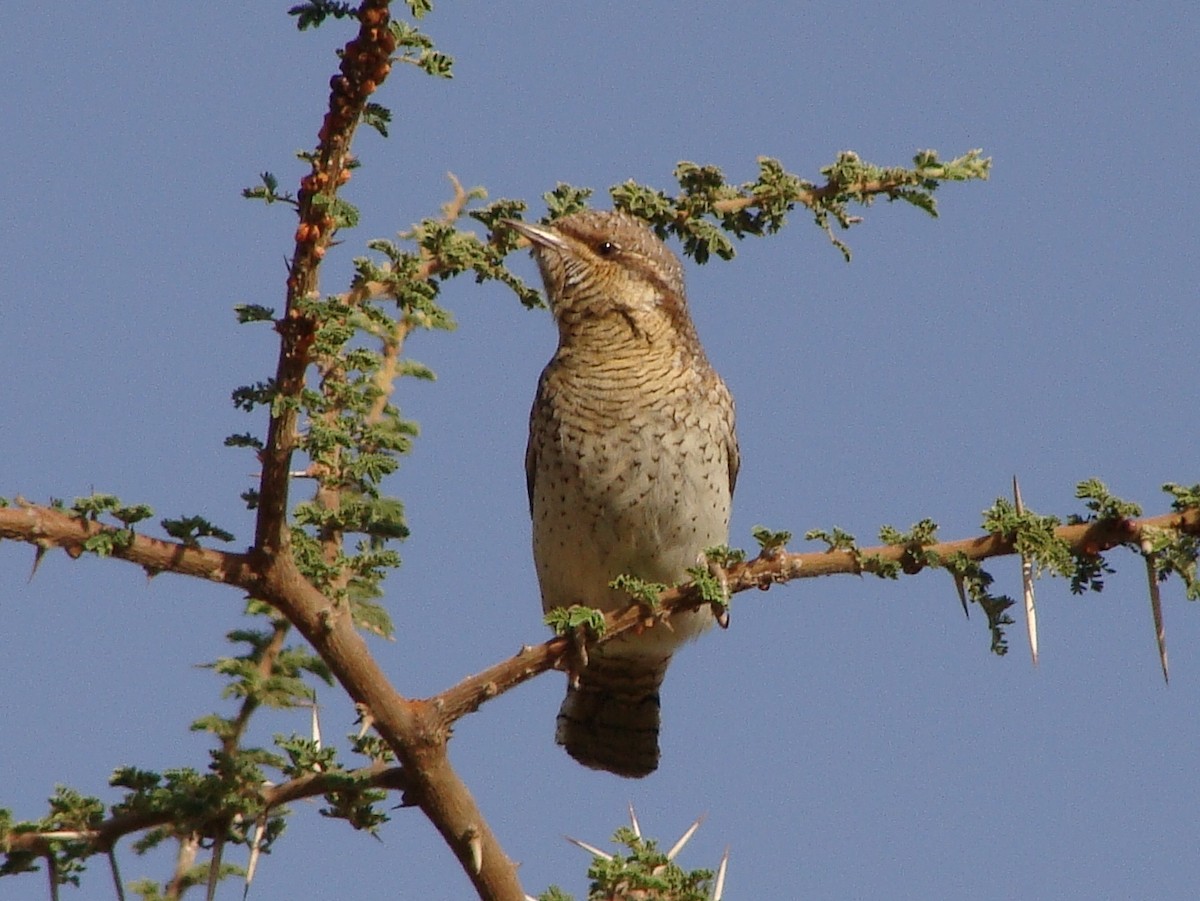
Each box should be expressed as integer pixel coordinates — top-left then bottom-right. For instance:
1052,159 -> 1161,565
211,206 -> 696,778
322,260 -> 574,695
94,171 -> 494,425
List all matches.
254,1 -> 397,556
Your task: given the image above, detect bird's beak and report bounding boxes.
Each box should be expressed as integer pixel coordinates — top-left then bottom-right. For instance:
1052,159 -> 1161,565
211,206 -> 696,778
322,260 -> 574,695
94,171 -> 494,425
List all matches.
503,219 -> 568,251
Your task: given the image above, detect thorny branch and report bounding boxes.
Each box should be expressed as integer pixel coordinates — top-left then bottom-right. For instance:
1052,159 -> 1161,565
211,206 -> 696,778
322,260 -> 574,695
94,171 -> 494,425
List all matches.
1,763 -> 408,860
429,506 -> 1200,724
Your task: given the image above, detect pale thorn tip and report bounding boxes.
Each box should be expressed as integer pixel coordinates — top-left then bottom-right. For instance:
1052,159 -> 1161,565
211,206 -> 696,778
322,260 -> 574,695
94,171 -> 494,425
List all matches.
1143,553 -> 1169,684
1013,476 -> 1039,666
245,814 -> 267,890
565,834 -> 612,860
465,826 -> 483,874
712,846 -> 730,901
628,802 -> 642,838
310,694 -> 322,749
667,813 -> 706,861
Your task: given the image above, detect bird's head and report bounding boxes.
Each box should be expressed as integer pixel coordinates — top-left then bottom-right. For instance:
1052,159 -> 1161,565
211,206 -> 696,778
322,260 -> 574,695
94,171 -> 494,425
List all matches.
504,210 -> 696,345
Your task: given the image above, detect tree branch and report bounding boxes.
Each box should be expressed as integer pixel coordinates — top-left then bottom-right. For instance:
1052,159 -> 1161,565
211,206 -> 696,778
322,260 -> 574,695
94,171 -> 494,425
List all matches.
2,763 -> 408,859
254,1 -> 397,556
428,507 -> 1200,725
0,502 -> 255,588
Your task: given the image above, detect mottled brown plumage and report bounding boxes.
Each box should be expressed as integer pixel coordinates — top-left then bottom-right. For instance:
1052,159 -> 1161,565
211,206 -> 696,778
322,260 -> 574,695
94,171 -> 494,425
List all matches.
508,210 -> 739,778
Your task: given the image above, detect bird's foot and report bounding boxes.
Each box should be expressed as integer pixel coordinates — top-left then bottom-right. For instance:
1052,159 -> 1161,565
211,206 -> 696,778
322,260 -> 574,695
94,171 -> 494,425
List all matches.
699,552 -> 732,629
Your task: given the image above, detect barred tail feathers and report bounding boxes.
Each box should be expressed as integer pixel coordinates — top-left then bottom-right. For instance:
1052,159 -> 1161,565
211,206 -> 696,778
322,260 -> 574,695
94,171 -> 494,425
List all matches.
555,651 -> 672,778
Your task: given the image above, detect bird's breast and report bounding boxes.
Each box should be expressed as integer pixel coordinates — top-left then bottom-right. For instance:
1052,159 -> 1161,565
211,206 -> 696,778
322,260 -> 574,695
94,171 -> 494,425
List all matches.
529,352 -> 734,632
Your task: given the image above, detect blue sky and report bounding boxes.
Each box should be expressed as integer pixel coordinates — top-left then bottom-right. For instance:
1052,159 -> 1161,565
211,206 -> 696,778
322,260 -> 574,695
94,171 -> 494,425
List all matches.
2,3 -> 1199,899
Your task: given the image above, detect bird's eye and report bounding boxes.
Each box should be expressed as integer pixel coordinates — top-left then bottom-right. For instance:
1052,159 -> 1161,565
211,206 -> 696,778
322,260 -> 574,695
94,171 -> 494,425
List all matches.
597,240 -> 618,257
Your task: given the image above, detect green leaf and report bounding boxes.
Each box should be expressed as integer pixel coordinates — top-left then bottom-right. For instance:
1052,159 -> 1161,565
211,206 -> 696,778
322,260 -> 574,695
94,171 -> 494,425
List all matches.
609,574 -> 668,609
288,1 -> 355,30
161,515 -> 235,547
544,605 -> 606,636
751,525 -> 792,552
361,102 -> 392,138
235,303 -> 276,324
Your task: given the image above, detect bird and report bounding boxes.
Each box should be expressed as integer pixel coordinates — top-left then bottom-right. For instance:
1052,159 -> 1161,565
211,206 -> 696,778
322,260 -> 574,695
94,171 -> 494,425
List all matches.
506,209 -> 739,777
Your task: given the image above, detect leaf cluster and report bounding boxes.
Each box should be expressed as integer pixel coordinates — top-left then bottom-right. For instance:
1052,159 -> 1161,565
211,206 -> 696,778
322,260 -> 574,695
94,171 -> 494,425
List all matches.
540,827 -> 716,901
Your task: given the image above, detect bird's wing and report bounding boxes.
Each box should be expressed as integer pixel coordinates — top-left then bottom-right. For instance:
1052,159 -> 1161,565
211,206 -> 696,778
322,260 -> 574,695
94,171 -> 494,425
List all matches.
727,426 -> 741,498
524,430 -> 538,518
525,370 -> 551,517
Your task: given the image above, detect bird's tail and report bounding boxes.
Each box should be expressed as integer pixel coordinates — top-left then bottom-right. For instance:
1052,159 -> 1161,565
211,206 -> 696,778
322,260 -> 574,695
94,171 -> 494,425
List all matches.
555,651 -> 672,778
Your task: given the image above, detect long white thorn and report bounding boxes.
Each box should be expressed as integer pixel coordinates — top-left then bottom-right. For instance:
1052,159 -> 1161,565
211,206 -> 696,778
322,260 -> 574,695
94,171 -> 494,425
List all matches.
1142,546 -> 1168,684
712,846 -> 730,900
1013,476 -> 1038,666
565,835 -> 612,860
667,814 -> 706,861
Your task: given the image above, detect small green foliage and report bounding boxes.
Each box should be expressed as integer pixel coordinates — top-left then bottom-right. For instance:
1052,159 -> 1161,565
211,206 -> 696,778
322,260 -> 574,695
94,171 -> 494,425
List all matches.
231,379 -> 277,412
739,156 -> 807,234
940,552 -> 1015,655
0,787 -> 107,884
609,181 -> 676,231
542,826 -> 716,901
392,211 -> 545,308
805,526 -> 858,552
350,733 -> 396,764
278,735 -> 339,776
751,525 -> 792,553
1073,478 -> 1143,521
160,515 -> 235,547
610,149 -> 990,264
113,504 -> 154,527
288,1 -> 355,30
545,605 -> 607,637
294,496 -> 409,542
241,171 -> 295,206
879,518 -> 939,547
65,495 -> 153,556
879,520 -> 943,574
278,741 -> 392,834
234,304 -> 276,325
1143,525 -> 1200,601
982,500 -> 1071,574
544,183 -> 595,219
684,563 -> 728,606
1163,482 -> 1200,512
609,574 -> 669,610
671,162 -> 742,262
417,49 -> 453,78
361,102 -> 392,138
981,496 -> 1114,595
310,194 -> 360,230
82,529 -> 134,557
390,21 -> 454,79
703,544 -> 747,567
406,0 -> 433,18
224,432 -> 265,450
201,630 -> 332,713
128,861 -> 245,900
71,493 -> 123,520
859,553 -> 902,579
345,590 -> 396,638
